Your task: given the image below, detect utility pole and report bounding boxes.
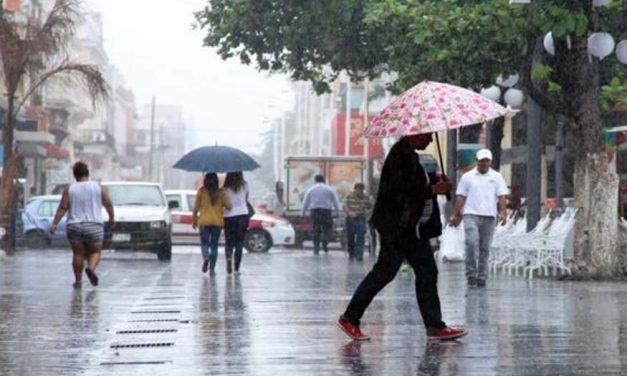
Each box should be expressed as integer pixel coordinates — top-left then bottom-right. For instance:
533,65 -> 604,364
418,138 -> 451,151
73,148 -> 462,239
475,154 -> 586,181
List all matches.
345,75 -> 351,156
555,119 -> 564,208
149,96 -> 155,181
526,97 -> 542,231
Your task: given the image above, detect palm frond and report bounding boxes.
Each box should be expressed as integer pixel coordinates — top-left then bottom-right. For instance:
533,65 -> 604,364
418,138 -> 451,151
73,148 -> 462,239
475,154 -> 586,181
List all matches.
15,61 -> 109,115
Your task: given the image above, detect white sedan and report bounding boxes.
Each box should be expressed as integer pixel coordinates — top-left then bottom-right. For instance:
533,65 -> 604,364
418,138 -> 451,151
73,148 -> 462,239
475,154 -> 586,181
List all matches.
165,190 -> 295,253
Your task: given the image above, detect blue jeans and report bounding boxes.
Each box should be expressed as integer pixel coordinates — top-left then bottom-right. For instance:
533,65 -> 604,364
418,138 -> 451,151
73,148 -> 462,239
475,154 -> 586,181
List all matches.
200,226 -> 222,269
346,216 -> 366,259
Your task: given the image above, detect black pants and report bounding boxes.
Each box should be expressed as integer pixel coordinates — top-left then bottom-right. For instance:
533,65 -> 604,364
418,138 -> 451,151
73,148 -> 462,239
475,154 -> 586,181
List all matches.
311,208 -> 332,253
224,215 -> 249,270
342,227 -> 446,331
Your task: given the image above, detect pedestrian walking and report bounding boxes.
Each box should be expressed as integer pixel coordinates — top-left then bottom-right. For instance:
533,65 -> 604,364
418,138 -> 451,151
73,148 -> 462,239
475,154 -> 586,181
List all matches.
192,173 -> 232,275
343,182 -> 372,261
50,161 -> 114,288
301,174 -> 340,254
223,171 -> 250,274
448,148 -> 508,287
337,133 -> 468,341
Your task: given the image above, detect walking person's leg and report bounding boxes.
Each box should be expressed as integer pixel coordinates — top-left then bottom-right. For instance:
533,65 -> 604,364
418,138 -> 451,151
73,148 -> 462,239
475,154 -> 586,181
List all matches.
200,226 -> 210,273
354,217 -> 366,261
346,217 -> 356,259
476,216 -> 496,286
338,230 -> 405,339
311,210 -> 321,254
224,217 -> 236,274
321,209 -> 332,253
234,215 -> 248,272
70,242 -> 86,288
405,236 -> 446,331
407,235 -> 468,340
208,226 -> 221,272
463,215 -> 480,285
83,222 -> 104,286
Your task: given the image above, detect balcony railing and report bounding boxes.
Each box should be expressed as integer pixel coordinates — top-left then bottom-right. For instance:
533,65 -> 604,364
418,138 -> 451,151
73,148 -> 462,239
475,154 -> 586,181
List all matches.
76,129 -> 115,150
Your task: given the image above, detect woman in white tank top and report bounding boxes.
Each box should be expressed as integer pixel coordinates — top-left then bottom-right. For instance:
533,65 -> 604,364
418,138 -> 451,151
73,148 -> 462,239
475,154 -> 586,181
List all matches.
50,162 -> 115,288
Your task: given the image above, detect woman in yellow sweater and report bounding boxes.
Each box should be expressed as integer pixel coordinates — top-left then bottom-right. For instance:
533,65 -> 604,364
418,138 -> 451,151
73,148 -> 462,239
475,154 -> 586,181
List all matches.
192,173 -> 232,274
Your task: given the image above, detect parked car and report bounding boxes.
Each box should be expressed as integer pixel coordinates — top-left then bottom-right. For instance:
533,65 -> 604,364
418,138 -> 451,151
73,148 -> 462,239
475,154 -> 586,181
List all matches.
22,195 -> 68,248
102,182 -> 173,261
165,189 -> 295,253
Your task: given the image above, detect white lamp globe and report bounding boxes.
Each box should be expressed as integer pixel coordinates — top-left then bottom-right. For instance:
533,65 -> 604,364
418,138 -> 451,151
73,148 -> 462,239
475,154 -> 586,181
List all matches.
588,32 -> 615,60
504,89 -> 524,108
593,0 -> 610,6
616,40 -> 627,64
480,86 -> 501,102
544,32 -> 555,55
496,74 -> 519,88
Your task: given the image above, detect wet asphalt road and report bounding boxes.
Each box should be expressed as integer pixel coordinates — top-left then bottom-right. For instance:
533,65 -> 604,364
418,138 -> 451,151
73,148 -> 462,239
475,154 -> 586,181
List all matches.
0,245 -> 626,375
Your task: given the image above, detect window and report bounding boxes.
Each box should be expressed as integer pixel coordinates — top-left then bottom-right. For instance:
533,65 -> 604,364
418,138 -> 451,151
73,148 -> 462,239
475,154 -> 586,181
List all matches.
104,185 -> 165,206
38,200 -> 59,217
166,194 -> 181,210
186,194 -> 196,211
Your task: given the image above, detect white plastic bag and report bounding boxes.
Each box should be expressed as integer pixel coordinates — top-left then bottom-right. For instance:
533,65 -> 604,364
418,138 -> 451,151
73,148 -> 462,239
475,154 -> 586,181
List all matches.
438,224 -> 465,262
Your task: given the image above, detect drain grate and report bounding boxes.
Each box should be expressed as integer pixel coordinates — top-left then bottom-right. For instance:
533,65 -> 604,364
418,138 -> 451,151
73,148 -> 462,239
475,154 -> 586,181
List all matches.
101,361 -> 171,365
110,342 -> 174,349
144,296 -> 184,300
137,303 -> 180,307
131,310 -> 181,314
117,329 -> 178,334
128,319 -> 179,323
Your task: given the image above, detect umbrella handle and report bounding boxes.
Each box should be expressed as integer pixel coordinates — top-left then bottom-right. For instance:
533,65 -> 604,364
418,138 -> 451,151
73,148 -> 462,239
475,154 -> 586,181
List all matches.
435,133 -> 445,176
434,133 -> 452,202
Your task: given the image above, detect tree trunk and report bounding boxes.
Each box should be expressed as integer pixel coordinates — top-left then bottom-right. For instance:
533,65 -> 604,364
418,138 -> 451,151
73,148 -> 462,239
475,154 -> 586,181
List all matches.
487,117 -> 504,171
1,98 -> 17,253
573,154 -> 620,277
560,34 -> 621,278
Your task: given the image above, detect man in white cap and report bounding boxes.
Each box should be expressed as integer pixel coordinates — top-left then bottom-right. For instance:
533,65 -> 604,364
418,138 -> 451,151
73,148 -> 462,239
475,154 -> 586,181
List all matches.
448,148 -> 508,287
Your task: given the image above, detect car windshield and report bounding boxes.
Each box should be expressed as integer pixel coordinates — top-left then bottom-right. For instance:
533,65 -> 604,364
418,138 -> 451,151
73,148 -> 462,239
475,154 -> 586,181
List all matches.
105,185 -> 164,206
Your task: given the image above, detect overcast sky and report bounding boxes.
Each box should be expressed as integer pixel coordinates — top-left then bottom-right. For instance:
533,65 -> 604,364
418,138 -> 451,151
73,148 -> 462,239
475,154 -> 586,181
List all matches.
87,0 -> 294,154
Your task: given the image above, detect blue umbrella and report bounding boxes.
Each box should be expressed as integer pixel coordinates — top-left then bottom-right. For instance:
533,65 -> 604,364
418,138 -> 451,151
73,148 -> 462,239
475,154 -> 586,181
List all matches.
172,145 -> 261,173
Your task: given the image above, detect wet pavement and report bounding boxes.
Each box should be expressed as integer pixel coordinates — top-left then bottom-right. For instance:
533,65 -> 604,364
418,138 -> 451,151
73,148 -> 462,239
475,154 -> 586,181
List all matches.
0,246 -> 626,375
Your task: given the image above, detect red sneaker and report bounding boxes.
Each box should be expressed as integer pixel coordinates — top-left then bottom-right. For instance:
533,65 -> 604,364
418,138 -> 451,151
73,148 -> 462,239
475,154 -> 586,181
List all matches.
427,327 -> 468,341
337,317 -> 370,341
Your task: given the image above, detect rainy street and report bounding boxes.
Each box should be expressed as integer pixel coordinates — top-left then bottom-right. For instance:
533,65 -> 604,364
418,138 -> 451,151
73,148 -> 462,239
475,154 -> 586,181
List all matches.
0,246 -> 625,376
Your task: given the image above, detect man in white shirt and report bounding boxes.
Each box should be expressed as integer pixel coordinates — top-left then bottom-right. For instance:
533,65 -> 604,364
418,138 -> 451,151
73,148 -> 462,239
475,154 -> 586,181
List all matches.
448,149 -> 508,287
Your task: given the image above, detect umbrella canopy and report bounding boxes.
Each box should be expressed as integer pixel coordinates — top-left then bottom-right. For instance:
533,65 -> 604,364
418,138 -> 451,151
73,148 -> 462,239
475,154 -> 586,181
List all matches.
364,80 -> 508,138
173,145 -> 260,173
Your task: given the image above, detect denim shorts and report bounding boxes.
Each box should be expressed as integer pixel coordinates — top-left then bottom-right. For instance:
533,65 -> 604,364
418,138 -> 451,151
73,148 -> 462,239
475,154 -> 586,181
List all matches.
66,222 -> 104,246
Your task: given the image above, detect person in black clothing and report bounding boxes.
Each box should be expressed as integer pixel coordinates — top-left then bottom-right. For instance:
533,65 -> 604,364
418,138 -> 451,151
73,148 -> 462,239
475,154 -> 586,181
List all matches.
336,133 -> 468,341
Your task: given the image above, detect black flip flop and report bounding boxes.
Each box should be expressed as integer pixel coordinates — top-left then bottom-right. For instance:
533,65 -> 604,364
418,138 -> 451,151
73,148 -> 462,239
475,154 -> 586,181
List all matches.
85,268 -> 99,286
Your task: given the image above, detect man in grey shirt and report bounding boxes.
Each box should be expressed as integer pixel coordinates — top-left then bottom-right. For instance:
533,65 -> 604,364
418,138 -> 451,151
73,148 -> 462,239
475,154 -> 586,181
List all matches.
301,174 -> 340,254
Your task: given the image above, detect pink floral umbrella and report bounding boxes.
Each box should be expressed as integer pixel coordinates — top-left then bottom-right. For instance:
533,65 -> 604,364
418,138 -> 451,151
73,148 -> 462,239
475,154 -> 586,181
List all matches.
364,80 -> 508,138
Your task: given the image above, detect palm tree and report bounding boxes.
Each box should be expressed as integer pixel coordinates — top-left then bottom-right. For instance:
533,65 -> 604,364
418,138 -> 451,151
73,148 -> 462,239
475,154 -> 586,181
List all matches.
0,0 -> 108,252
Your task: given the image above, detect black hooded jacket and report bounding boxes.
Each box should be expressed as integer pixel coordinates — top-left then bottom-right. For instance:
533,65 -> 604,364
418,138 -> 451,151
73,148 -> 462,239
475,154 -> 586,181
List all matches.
369,139 -> 442,239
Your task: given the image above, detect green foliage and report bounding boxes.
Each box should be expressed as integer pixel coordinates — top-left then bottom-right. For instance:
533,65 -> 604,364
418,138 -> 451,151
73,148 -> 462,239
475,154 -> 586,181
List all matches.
601,77 -> 627,112
196,0 -> 626,105
531,63 -> 554,83
195,0 -> 389,93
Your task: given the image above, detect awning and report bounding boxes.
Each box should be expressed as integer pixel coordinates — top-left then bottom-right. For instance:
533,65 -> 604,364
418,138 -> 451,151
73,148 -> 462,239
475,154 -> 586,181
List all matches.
605,125 -> 627,133
44,145 -> 70,159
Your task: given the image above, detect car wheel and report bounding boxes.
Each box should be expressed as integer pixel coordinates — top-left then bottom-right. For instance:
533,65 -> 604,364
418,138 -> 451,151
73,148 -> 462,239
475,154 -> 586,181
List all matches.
26,231 -> 49,249
244,229 -> 272,253
157,238 -> 172,261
